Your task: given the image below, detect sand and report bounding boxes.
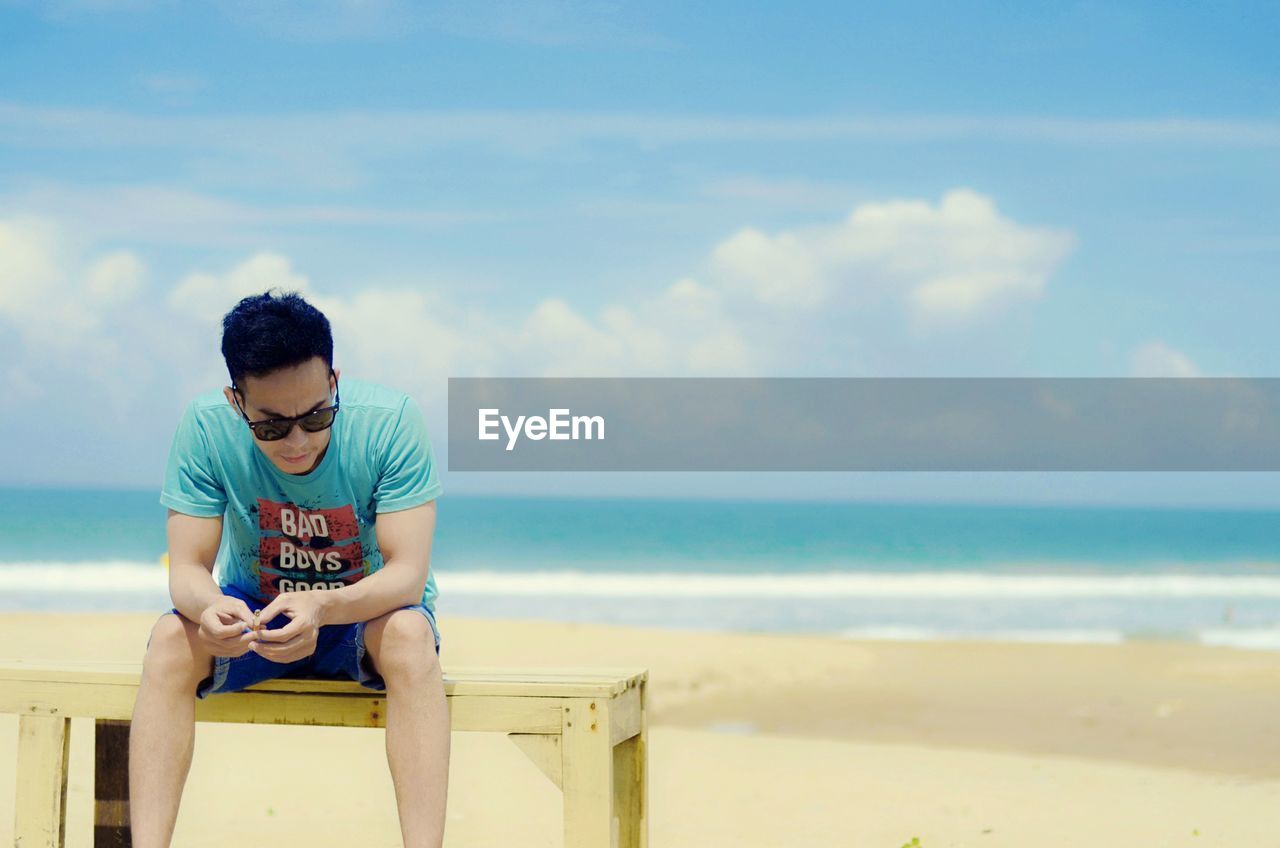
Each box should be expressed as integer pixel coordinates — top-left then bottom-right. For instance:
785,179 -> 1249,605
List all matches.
3,612 -> 1279,846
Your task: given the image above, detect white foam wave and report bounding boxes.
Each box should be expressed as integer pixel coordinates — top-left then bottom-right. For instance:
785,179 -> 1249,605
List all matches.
4,562 -> 1280,598
0,561 -> 168,593
839,627 -> 1127,644
1197,628 -> 1280,651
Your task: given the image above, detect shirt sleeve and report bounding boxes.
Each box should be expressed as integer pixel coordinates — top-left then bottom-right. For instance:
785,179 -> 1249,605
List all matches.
159,401 -> 228,518
374,395 -> 444,513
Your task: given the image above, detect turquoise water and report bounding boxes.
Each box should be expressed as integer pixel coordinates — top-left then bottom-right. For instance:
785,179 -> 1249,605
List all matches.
2,487 -> 1279,645
4,486 -> 1278,574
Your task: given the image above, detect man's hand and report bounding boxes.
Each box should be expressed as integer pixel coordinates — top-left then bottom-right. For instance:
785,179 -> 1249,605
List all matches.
251,591 -> 326,664
197,596 -> 259,658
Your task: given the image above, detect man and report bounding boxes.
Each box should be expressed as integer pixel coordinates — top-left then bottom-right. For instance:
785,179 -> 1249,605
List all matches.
132,290 -> 449,847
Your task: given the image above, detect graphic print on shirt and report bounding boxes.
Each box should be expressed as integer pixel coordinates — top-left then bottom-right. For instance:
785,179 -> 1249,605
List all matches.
257,498 -> 366,598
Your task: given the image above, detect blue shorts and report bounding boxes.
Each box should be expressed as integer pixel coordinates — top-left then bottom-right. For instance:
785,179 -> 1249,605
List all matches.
153,584 -> 441,700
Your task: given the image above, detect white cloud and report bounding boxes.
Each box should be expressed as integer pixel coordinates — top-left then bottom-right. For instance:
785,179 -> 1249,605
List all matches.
709,189 -> 1076,324
0,216 -> 60,317
0,216 -> 143,341
156,255 -> 751,405
0,186 -> 1072,411
310,288 -> 489,397
86,251 -> 145,302
0,216 -> 161,425
1130,341 -> 1201,377
515,278 -> 752,377
663,278 -> 751,372
168,252 -> 311,320
712,228 -> 826,308
0,185 -> 1071,438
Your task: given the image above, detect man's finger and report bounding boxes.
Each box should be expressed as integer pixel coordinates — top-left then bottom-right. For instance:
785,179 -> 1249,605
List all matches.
231,598 -> 255,624
215,601 -> 253,630
256,618 -> 306,643
256,596 -> 289,628
253,631 -> 309,652
218,629 -> 259,649
209,615 -> 244,639
209,625 -> 254,645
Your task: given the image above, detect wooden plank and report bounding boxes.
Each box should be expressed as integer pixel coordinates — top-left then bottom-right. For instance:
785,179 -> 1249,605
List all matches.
195,691 -> 392,727
1,680 -> 565,733
250,675 -> 642,698
193,693 -> 565,733
15,713 -> 71,848
508,732 -> 563,788
94,720 -> 132,847
613,678 -> 648,848
0,661 -> 648,683
0,661 -> 647,698
561,698 -> 616,848
608,684 -> 642,746
1,682 -> 139,722
0,660 -> 643,679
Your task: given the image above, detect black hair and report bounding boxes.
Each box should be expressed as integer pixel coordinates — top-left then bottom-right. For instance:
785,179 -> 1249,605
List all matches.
220,290 -> 333,387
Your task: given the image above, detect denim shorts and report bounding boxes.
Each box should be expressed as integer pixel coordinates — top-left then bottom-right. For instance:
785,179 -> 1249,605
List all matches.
152,583 -> 441,700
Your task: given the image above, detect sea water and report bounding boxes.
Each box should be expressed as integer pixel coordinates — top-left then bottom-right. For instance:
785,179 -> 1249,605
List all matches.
1,487 -> 1278,648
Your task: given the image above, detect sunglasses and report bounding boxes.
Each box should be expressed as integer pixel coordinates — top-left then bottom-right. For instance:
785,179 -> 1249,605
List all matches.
231,372 -> 341,442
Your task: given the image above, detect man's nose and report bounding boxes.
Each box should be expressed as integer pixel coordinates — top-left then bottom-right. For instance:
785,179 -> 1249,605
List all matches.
283,425 -> 309,448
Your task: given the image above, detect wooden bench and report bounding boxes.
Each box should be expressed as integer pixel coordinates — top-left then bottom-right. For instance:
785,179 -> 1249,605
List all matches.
0,661 -> 648,848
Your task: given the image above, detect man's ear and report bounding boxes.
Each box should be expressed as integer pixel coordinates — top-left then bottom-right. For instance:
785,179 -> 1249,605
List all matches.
223,385 -> 247,413
332,366 -> 342,386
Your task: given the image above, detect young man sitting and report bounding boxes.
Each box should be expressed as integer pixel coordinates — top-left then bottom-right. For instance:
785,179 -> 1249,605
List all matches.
131,290 -> 449,847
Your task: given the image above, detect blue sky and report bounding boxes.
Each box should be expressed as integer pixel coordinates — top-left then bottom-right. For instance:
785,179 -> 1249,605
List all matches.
1,0 -> 1278,504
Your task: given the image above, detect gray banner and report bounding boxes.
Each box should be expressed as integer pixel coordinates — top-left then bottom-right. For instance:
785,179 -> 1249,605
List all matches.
446,378 -> 1280,471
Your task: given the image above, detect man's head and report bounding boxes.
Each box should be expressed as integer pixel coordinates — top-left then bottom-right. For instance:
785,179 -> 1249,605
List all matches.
220,291 -> 341,475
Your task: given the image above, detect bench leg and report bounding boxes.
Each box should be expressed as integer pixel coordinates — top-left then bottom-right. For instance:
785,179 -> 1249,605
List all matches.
15,714 -> 71,848
94,720 -> 132,847
561,699 -> 615,848
612,681 -> 647,848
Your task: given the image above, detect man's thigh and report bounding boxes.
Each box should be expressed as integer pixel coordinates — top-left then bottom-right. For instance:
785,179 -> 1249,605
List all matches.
311,605 -> 441,692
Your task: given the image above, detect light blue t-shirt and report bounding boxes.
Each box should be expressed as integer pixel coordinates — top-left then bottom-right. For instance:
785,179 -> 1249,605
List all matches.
160,377 -> 443,612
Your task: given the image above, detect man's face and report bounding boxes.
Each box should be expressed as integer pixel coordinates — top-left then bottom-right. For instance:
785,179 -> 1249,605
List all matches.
222,356 -> 341,476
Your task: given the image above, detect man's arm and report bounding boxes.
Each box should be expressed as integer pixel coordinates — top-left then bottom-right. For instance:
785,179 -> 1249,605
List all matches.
166,508 -> 228,622
314,499 -> 437,626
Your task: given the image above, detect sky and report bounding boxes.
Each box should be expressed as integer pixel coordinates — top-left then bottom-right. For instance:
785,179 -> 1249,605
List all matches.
1,0 -> 1278,505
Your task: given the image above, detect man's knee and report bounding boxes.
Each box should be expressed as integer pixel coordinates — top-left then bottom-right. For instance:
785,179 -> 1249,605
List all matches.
368,610 -> 438,679
143,613 -> 211,688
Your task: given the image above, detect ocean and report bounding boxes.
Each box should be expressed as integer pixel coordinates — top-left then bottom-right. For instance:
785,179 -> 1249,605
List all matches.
1,487 -> 1279,649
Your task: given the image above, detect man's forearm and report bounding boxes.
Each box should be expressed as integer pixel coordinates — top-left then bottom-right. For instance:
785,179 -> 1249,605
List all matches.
316,561 -> 427,626
169,562 -> 226,622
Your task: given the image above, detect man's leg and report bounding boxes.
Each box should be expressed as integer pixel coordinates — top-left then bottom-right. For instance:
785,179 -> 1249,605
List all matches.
129,613 -> 214,848
364,609 -> 450,848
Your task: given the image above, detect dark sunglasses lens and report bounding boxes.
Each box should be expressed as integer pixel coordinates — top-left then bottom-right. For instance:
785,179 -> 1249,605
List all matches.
299,408 -> 336,433
253,421 -> 292,441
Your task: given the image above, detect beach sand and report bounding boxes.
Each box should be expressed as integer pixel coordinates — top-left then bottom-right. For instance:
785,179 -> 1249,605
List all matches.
2,612 -> 1279,846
